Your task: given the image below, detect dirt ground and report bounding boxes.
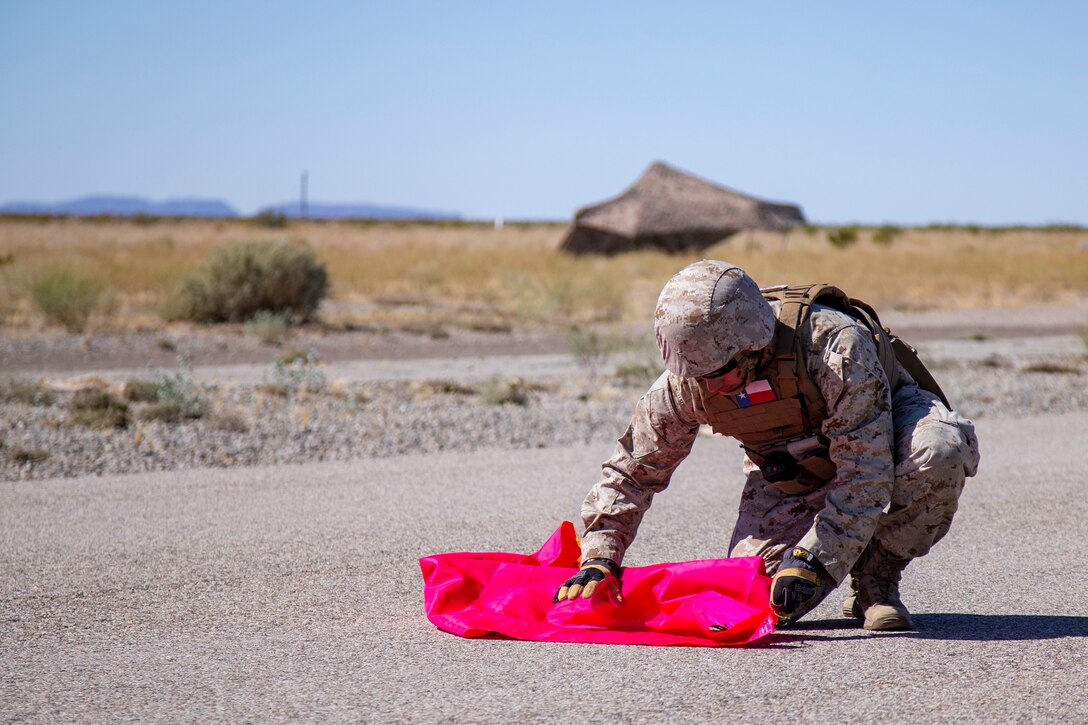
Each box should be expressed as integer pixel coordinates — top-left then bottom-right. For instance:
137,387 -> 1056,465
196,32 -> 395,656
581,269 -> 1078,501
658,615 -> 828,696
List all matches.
2,301 -> 1085,377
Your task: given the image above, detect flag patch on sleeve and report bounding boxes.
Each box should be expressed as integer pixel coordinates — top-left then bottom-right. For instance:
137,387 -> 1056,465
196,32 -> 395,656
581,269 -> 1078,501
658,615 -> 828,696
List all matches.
734,379 -> 777,408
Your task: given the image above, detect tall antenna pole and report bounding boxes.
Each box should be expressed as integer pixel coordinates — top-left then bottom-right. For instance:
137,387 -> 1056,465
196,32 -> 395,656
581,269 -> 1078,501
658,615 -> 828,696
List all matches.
300,171 -> 309,219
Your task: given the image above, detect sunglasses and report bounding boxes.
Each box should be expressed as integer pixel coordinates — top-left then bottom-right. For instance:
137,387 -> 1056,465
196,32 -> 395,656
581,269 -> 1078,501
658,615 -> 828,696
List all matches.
701,354 -> 744,379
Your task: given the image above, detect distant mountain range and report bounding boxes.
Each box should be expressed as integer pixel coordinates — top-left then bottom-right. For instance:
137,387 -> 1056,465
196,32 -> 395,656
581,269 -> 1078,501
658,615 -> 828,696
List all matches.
0,194 -> 461,220
0,195 -> 239,218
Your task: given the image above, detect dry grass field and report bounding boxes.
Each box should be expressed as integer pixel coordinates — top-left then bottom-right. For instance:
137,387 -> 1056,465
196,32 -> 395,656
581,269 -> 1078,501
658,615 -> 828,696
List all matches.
1,217 -> 1086,335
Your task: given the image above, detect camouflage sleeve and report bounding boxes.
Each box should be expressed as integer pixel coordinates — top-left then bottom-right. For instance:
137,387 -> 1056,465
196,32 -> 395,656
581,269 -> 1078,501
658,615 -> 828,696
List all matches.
795,322 -> 895,584
580,372 -> 701,565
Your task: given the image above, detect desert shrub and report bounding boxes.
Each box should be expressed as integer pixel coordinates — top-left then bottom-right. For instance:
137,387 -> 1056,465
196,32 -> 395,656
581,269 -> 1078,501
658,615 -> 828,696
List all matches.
7,446 -> 49,465
123,379 -> 160,403
69,387 -> 129,429
134,402 -> 184,423
568,327 -> 624,378
1022,362 -> 1082,375
132,213 -> 162,226
0,377 -> 55,406
156,367 -> 207,419
205,409 -> 250,432
976,356 -> 1007,369
408,380 -> 476,401
399,320 -> 451,339
328,381 -> 370,409
478,375 -> 530,406
873,225 -> 901,246
275,347 -> 313,366
31,267 -> 104,331
245,310 -> 292,344
171,240 -> 328,323
827,226 -> 859,249
252,210 -> 288,228
614,356 -> 661,383
462,316 -> 513,334
259,348 -> 327,396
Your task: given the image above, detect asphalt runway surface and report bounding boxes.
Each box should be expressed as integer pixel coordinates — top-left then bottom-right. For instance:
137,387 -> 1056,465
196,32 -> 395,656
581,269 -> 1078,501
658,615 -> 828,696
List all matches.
3,412 -> 1087,723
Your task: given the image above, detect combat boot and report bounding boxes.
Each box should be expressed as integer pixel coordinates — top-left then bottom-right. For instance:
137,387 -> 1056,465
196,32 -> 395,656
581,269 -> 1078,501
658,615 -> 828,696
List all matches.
841,576 -> 863,620
841,543 -> 914,631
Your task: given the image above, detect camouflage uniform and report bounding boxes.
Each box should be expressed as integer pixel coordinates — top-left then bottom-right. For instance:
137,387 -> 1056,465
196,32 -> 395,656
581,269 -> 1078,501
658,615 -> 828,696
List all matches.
581,302 -> 980,590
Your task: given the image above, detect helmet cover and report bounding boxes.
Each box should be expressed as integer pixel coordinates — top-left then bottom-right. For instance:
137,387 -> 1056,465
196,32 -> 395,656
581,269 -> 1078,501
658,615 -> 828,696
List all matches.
654,260 -> 775,378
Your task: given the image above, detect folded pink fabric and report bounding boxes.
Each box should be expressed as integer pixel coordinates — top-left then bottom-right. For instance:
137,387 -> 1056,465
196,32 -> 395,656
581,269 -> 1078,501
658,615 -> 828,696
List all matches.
420,521 -> 777,646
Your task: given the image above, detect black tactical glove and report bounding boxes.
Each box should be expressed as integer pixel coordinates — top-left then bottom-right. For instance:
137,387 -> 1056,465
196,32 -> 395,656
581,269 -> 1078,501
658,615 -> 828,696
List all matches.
771,547 -> 826,619
553,558 -> 623,603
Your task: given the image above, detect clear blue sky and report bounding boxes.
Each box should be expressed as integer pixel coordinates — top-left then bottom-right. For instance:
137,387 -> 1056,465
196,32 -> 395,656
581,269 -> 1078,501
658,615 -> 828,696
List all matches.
1,1 -> 1085,224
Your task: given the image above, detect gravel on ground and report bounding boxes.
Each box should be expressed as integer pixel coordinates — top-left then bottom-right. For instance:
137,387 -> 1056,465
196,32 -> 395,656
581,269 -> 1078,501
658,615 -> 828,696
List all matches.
3,346 -> 1085,481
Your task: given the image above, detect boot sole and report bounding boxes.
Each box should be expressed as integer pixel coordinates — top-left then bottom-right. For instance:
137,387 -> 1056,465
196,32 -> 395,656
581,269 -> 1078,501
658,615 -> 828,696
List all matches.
863,609 -> 914,631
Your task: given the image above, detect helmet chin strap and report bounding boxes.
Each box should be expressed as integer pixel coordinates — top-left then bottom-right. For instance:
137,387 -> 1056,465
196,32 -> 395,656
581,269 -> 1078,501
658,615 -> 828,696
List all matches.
723,348 -> 769,394
737,351 -> 761,378
733,349 -> 763,381
704,351 -> 760,395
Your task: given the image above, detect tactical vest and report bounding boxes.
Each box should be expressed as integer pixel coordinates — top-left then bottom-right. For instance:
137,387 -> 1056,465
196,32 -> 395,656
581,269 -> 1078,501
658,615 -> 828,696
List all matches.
696,284 -> 950,495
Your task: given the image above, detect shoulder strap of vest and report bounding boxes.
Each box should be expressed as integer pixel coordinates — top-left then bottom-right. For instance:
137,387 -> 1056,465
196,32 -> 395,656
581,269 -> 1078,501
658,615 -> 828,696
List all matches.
762,283 -> 953,409
890,336 -> 953,409
762,285 -> 825,435
763,285 -> 814,399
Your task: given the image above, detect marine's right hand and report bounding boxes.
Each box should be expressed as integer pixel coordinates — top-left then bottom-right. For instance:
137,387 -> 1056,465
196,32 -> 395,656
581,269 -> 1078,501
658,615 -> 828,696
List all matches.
553,558 -> 623,603
770,546 -> 825,619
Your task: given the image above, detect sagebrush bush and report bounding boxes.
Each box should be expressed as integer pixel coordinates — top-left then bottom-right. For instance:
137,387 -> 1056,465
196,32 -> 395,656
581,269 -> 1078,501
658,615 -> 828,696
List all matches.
0,377 -> 55,406
568,328 -> 620,378
827,226 -> 860,249
245,310 -> 291,344
156,368 -> 207,418
614,358 -> 661,382
205,409 -> 249,432
275,348 -> 312,366
123,379 -> 160,403
7,446 -> 49,465
873,225 -> 902,246
259,348 -> 327,397
170,240 -> 328,323
134,401 -> 184,423
31,267 -> 104,331
69,387 -> 129,429
478,375 -> 530,406
252,210 -> 288,228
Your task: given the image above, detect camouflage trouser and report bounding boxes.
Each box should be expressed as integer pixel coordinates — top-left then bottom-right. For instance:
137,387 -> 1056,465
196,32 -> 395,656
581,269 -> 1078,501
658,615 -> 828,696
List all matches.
728,386 -> 980,615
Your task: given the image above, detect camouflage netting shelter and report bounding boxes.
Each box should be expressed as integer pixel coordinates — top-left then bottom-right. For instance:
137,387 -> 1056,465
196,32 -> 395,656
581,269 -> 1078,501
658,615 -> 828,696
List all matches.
560,162 -> 806,255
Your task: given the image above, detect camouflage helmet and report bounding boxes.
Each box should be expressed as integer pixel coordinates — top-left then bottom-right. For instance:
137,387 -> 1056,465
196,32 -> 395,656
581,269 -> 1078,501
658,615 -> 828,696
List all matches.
654,259 -> 775,378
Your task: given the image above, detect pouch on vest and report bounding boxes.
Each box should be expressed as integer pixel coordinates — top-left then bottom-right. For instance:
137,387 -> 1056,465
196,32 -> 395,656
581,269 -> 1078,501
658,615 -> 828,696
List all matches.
743,435 -> 836,496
